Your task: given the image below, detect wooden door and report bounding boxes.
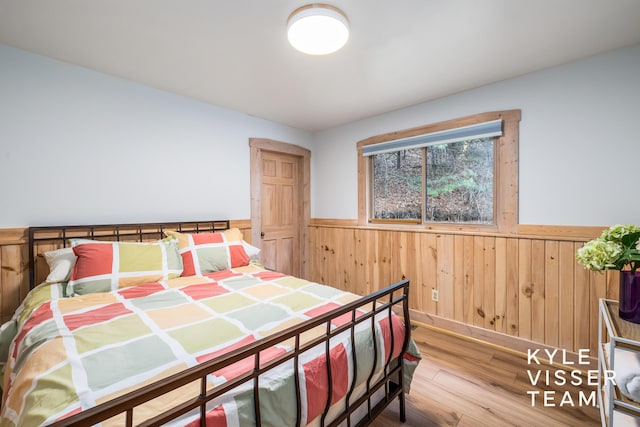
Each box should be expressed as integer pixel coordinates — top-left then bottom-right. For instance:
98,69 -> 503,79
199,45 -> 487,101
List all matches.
260,151 -> 299,275
249,139 -> 310,278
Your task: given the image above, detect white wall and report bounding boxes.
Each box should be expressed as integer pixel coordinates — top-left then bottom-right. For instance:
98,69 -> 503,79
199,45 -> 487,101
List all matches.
0,44 -> 312,227
2,43 -> 639,228
312,44 -> 640,226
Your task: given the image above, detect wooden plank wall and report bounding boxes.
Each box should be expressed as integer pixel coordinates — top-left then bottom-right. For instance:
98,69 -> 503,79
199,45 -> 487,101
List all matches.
0,229 -> 29,324
0,221 -> 252,324
308,223 -> 618,357
0,220 -> 619,358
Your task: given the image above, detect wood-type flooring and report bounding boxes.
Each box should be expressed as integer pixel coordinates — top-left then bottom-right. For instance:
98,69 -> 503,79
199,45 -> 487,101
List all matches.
371,325 -> 601,426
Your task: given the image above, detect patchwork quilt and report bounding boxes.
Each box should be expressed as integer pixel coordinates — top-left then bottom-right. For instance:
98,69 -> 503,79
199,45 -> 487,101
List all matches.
0,264 -> 420,426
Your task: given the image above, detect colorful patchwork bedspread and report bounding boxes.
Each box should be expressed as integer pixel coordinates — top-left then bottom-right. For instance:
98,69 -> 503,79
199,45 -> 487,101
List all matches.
0,265 -> 421,426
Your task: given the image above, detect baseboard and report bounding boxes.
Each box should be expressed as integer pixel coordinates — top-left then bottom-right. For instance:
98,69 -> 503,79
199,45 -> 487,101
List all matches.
409,309 -> 597,372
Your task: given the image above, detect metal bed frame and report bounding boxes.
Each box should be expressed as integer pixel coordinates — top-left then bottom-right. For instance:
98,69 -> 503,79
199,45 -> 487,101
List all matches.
26,220 -> 412,427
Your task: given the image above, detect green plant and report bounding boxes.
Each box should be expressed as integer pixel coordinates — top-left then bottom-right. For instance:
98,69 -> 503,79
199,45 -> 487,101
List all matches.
576,224 -> 640,273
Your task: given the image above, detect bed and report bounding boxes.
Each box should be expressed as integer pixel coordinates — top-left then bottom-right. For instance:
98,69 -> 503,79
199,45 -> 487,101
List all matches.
0,220 -> 421,426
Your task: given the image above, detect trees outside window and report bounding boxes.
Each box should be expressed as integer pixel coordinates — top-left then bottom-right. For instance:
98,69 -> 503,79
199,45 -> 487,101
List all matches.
372,139 -> 494,223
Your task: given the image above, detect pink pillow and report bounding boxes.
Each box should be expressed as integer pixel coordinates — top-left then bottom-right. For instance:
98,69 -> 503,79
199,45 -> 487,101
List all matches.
165,228 -> 250,276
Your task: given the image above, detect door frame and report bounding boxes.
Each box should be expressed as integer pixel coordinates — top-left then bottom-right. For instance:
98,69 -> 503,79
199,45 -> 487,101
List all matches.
249,138 -> 310,278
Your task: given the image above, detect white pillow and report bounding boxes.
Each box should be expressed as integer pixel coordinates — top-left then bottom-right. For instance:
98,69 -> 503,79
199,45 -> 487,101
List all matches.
43,247 -> 77,283
242,240 -> 261,260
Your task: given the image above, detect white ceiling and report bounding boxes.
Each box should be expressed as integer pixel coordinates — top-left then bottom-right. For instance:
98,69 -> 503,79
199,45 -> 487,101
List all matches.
1,1 -> 640,131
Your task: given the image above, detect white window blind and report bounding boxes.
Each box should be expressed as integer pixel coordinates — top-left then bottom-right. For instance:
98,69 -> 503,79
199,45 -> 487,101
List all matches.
362,119 -> 503,157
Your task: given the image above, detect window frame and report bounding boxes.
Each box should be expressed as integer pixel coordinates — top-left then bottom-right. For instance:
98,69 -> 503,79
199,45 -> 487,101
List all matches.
357,110 -> 521,233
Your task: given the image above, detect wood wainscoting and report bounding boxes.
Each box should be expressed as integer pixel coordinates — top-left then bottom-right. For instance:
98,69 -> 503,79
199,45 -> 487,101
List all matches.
0,219 -> 619,363
308,220 -> 618,365
0,228 -> 29,325
0,220 -> 252,324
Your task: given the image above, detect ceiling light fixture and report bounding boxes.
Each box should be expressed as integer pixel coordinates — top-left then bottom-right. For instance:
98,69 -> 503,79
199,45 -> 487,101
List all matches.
287,4 -> 349,55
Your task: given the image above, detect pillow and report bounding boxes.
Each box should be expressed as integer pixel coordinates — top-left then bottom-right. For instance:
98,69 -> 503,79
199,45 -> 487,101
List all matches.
242,240 -> 261,261
165,228 -> 250,276
43,247 -> 77,283
67,237 -> 183,295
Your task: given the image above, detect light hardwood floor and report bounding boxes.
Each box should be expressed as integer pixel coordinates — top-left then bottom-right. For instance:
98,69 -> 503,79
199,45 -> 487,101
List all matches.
372,325 -> 601,426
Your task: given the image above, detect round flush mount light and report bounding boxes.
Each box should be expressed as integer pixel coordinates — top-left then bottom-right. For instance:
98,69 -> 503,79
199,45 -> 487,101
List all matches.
287,4 -> 349,55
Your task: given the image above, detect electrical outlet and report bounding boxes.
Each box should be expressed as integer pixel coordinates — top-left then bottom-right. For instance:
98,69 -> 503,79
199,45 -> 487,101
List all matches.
431,289 -> 439,302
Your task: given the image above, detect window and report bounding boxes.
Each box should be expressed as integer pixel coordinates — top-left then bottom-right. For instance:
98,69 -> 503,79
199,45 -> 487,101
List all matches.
371,139 -> 494,223
357,110 -> 521,232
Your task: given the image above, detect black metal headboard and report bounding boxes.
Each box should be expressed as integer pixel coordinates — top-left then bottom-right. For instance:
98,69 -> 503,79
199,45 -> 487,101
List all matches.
28,220 -> 230,289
